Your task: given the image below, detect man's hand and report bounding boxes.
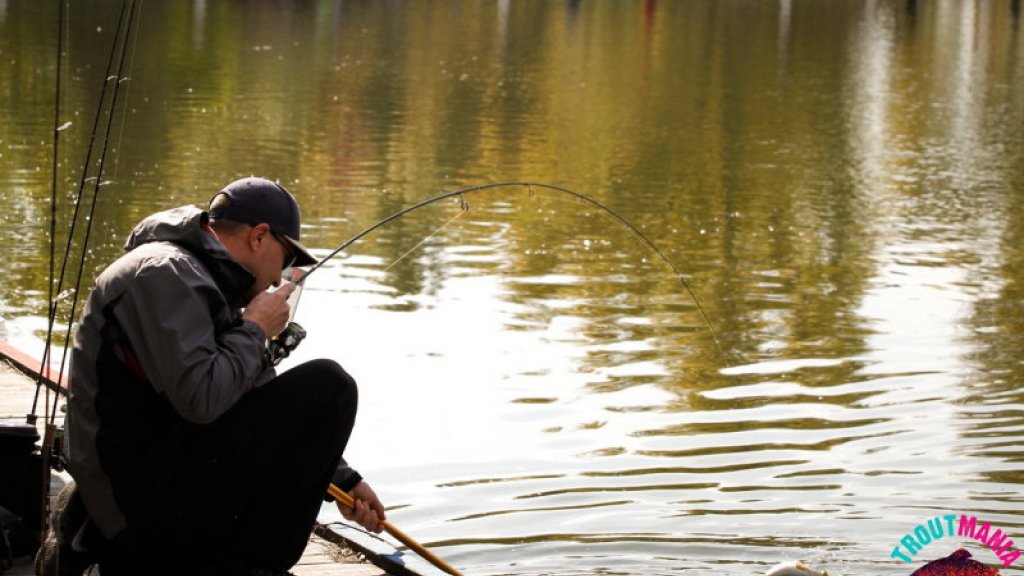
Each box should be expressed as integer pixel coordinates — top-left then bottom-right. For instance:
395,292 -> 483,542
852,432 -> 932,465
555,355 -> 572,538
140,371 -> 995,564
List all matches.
242,283 -> 295,338
337,480 -> 386,534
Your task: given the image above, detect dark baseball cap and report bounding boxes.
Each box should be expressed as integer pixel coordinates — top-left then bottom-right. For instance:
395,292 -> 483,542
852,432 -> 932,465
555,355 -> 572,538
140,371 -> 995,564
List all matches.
208,177 -> 317,267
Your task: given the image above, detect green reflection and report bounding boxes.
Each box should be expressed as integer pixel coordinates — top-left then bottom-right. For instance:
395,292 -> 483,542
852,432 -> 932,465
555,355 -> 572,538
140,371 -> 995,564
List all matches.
2,1 -> 1024,574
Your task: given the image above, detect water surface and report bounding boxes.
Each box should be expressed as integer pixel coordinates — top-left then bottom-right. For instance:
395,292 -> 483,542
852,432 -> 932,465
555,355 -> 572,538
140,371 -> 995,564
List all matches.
1,1 -> 1023,574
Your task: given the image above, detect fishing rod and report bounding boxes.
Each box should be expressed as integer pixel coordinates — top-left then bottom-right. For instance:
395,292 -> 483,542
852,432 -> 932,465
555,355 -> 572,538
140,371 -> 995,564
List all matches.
32,0 -> 140,411
25,2 -> 141,545
40,0 -> 66,411
276,181 -> 723,358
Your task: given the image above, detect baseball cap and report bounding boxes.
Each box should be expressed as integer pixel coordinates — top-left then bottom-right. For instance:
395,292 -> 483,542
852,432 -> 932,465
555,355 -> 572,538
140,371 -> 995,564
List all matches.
208,177 -> 317,267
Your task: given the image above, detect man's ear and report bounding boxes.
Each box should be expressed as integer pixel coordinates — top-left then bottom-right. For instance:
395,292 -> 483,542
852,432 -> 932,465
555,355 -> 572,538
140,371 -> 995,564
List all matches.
248,223 -> 271,251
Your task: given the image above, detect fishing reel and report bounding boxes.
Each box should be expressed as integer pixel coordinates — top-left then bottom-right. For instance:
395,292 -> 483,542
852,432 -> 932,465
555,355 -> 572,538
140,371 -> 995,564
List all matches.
266,321 -> 307,366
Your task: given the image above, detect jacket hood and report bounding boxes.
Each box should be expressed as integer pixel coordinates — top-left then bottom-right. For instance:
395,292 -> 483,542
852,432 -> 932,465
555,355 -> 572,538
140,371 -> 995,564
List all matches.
125,205 -> 255,305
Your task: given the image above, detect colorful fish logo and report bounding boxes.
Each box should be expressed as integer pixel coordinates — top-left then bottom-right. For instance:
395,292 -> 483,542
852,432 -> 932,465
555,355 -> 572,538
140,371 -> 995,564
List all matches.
910,548 -> 1000,576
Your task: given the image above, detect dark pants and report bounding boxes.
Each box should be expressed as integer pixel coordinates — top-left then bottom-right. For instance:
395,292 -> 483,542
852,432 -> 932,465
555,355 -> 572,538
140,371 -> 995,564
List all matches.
99,359 -> 358,575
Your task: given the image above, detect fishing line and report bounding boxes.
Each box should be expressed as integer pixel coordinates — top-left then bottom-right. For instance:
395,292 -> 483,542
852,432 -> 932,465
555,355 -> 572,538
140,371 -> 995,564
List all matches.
295,181 -> 723,357
383,208 -> 467,273
109,0 -> 144,184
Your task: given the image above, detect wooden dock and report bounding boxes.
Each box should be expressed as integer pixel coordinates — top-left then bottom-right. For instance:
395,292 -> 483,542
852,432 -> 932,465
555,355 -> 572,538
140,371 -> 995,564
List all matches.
0,346 -> 403,576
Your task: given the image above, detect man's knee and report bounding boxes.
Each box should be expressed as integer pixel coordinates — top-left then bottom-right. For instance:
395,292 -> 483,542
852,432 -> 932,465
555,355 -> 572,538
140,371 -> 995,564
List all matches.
282,358 -> 358,409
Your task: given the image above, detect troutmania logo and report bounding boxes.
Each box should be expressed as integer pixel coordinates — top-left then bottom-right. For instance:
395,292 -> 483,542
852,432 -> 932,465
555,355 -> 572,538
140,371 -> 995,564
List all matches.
891,514 -> 1020,575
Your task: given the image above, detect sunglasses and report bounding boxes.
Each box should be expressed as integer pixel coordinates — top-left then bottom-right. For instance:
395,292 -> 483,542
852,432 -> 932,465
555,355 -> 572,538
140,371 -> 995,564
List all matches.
272,232 -> 297,271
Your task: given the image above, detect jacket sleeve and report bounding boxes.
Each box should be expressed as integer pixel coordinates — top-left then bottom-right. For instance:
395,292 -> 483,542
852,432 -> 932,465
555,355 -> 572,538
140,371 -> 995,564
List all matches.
113,252 -> 270,424
332,459 -> 363,492
323,459 -> 363,502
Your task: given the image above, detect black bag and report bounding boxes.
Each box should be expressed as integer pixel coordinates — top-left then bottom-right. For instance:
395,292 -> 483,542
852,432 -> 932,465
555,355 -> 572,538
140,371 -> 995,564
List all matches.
0,422 -> 45,533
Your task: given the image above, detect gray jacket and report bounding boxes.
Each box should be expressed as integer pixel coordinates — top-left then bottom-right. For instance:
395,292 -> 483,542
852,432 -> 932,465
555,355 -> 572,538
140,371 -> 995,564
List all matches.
67,205 -> 356,538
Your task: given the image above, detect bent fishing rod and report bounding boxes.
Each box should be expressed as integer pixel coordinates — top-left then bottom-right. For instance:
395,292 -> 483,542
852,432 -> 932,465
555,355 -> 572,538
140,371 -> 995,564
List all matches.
279,181 -> 723,358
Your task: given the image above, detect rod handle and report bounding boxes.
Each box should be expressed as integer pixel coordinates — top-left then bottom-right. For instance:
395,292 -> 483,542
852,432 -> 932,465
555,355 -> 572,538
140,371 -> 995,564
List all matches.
328,483 -> 464,576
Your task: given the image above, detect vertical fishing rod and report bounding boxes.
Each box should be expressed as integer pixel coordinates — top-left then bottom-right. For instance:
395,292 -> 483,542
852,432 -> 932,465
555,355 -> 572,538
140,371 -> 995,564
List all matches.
31,0 -> 138,414
30,0 -> 143,510
31,0 -> 68,429
28,0 -> 70,548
